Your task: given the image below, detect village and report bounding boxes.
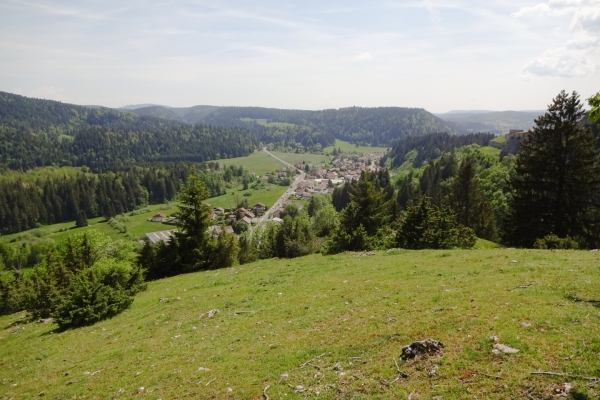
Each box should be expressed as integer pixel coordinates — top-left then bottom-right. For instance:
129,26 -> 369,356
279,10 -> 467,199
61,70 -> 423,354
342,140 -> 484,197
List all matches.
144,151 -> 386,244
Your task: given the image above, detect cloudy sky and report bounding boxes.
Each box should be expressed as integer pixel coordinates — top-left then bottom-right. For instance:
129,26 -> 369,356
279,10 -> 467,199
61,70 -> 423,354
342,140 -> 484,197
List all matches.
0,0 -> 598,112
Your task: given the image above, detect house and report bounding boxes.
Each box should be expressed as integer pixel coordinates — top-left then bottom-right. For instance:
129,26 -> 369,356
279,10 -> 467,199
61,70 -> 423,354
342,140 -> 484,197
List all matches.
214,207 -> 225,215
208,225 -> 235,238
146,230 -> 175,244
244,210 -> 256,219
239,216 -> 253,226
251,202 -> 267,213
271,217 -> 283,224
150,213 -> 167,222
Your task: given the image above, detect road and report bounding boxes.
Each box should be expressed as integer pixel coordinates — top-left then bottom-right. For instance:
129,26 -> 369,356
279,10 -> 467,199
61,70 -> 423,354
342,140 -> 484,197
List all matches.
258,148 -> 305,223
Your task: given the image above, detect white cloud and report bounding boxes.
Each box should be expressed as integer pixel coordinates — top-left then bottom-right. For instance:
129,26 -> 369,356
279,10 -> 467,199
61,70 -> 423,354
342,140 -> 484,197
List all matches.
356,52 -> 372,60
515,0 -> 600,78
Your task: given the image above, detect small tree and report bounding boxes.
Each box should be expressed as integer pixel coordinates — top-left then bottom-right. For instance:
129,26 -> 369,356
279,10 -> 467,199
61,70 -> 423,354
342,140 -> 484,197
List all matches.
75,210 -> 88,227
396,197 -> 476,249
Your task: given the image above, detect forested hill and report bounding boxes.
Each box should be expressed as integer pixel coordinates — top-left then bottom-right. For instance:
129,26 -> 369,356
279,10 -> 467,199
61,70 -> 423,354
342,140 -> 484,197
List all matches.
0,92 -> 258,171
126,105 -> 455,146
380,132 -> 496,168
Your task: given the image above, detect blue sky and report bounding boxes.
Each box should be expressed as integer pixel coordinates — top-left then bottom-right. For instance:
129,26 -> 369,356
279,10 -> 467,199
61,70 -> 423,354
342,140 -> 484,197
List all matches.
0,0 -> 598,112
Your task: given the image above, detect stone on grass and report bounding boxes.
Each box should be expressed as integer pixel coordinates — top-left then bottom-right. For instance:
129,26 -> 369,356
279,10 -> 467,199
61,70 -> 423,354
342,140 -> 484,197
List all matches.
492,343 -> 519,354
200,309 -> 219,318
400,338 -> 444,362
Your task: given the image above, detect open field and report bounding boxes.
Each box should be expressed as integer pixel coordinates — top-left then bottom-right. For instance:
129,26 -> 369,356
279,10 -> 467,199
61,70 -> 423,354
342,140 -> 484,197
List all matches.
324,139 -> 389,155
270,151 -> 331,166
1,249 -> 599,399
240,118 -> 297,128
479,146 -> 501,158
205,183 -> 288,210
491,135 -> 506,144
218,151 -> 286,175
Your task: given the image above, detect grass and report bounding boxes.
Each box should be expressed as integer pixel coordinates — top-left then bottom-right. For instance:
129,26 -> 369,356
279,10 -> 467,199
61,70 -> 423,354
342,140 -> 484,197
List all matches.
240,118 -> 297,128
218,151 -> 286,175
324,139 -> 388,155
270,151 -> 331,166
1,249 -> 599,399
205,184 -> 289,210
491,135 -> 506,144
479,146 -> 501,158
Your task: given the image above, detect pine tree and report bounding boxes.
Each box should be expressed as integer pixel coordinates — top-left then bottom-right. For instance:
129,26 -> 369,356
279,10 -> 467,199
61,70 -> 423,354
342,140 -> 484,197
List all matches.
75,209 -> 88,228
448,159 -> 497,241
506,90 -> 600,247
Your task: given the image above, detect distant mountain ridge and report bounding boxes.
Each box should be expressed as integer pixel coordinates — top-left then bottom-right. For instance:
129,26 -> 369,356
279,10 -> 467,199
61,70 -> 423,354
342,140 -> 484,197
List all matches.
435,110 -> 546,135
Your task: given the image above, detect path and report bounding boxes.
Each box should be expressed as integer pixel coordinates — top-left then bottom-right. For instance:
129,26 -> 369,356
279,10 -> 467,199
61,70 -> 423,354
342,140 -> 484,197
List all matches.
258,148 -> 305,223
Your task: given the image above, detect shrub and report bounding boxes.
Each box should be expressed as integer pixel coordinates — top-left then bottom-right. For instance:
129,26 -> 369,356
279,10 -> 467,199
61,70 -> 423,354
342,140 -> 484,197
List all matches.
533,234 -> 579,250
52,259 -> 144,329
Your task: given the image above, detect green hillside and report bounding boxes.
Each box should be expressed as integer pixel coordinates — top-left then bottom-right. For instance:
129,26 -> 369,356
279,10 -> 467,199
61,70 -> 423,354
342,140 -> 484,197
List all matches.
1,249 -> 599,399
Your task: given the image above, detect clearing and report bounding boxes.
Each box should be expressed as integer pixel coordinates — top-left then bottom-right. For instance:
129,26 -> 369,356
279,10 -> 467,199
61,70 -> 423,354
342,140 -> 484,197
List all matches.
1,249 -> 599,399
324,139 -> 388,155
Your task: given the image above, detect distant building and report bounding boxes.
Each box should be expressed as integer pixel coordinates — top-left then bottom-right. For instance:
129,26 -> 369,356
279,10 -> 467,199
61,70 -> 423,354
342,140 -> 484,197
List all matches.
208,225 -> 234,238
501,129 -> 529,156
150,213 -> 167,222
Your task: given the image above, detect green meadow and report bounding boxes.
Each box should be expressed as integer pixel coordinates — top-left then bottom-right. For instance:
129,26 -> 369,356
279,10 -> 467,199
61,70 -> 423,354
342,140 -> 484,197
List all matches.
1,249 -> 599,399
218,151 -> 286,176
324,139 -> 389,155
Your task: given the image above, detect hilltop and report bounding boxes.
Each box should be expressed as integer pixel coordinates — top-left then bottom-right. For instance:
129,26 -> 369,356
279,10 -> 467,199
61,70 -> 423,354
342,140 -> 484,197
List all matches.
1,249 -> 599,399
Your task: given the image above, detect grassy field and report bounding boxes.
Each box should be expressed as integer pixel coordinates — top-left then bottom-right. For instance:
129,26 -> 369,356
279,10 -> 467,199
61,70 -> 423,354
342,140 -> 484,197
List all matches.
491,135 -> 506,144
240,118 -> 297,129
270,151 -> 331,166
218,151 -> 286,175
205,184 -> 288,210
479,146 -> 501,158
324,139 -> 389,155
1,249 -> 599,399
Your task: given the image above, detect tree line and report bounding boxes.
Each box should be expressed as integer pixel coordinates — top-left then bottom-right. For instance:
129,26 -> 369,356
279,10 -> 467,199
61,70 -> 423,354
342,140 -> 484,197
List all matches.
0,162 -> 254,235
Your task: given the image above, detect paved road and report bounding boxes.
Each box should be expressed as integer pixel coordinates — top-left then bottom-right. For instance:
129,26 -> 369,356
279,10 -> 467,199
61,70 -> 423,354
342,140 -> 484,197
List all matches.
258,148 -> 305,224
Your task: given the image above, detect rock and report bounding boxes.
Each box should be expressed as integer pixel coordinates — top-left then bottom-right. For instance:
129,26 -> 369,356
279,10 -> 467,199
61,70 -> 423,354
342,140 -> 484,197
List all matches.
490,336 -> 499,343
521,322 -> 533,328
400,338 -> 444,362
547,382 -> 572,398
200,309 -> 219,318
198,367 -> 210,371
492,343 -> 519,354
428,365 -> 438,377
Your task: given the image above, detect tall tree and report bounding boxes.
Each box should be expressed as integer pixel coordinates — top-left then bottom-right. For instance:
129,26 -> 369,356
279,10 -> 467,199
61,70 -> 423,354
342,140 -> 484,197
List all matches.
506,90 -> 600,247
448,159 -> 497,241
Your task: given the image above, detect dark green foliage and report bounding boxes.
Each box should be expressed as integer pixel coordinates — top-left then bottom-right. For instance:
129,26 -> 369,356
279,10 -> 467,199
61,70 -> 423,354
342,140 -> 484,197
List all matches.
448,159 -> 498,241
419,152 -> 458,204
0,92 -> 258,172
395,197 -> 476,249
533,234 -> 579,250
381,132 -> 495,168
234,221 -> 249,234
396,172 -> 418,210
237,233 -> 258,265
201,106 -> 453,146
307,194 -> 331,217
279,203 -> 299,219
506,91 -> 600,248
53,260 -> 139,329
275,213 -> 315,258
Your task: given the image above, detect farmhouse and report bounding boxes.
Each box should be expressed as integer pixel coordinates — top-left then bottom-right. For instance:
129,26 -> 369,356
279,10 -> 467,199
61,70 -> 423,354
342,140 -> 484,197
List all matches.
150,213 -> 167,222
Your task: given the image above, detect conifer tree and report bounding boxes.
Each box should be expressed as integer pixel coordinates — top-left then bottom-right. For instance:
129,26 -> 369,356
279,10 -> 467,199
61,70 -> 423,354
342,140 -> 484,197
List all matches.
448,159 -> 497,241
506,90 -> 600,247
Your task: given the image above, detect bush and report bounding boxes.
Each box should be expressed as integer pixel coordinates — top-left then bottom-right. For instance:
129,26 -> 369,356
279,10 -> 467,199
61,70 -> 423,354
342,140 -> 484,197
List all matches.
52,259 -> 144,329
533,234 -> 579,250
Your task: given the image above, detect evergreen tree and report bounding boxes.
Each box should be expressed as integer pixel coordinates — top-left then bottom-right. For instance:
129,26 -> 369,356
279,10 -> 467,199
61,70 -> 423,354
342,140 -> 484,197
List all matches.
448,159 -> 497,241
506,91 -> 600,247
75,209 -> 88,227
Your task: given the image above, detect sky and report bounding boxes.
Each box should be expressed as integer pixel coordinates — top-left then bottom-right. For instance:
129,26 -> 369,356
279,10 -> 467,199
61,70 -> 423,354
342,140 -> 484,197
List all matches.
0,0 -> 598,113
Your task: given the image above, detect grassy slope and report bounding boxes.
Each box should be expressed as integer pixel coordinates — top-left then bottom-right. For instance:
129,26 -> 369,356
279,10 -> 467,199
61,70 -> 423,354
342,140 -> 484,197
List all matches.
218,151 -> 285,176
479,146 -> 501,158
324,139 -> 388,155
1,250 -> 599,399
270,151 -> 331,166
205,184 -> 288,210
240,118 -> 296,128
491,135 -> 506,144
0,166 -> 84,183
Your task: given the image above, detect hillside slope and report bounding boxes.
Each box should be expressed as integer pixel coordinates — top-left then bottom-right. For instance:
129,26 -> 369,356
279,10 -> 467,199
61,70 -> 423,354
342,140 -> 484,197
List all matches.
1,249 -> 598,399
